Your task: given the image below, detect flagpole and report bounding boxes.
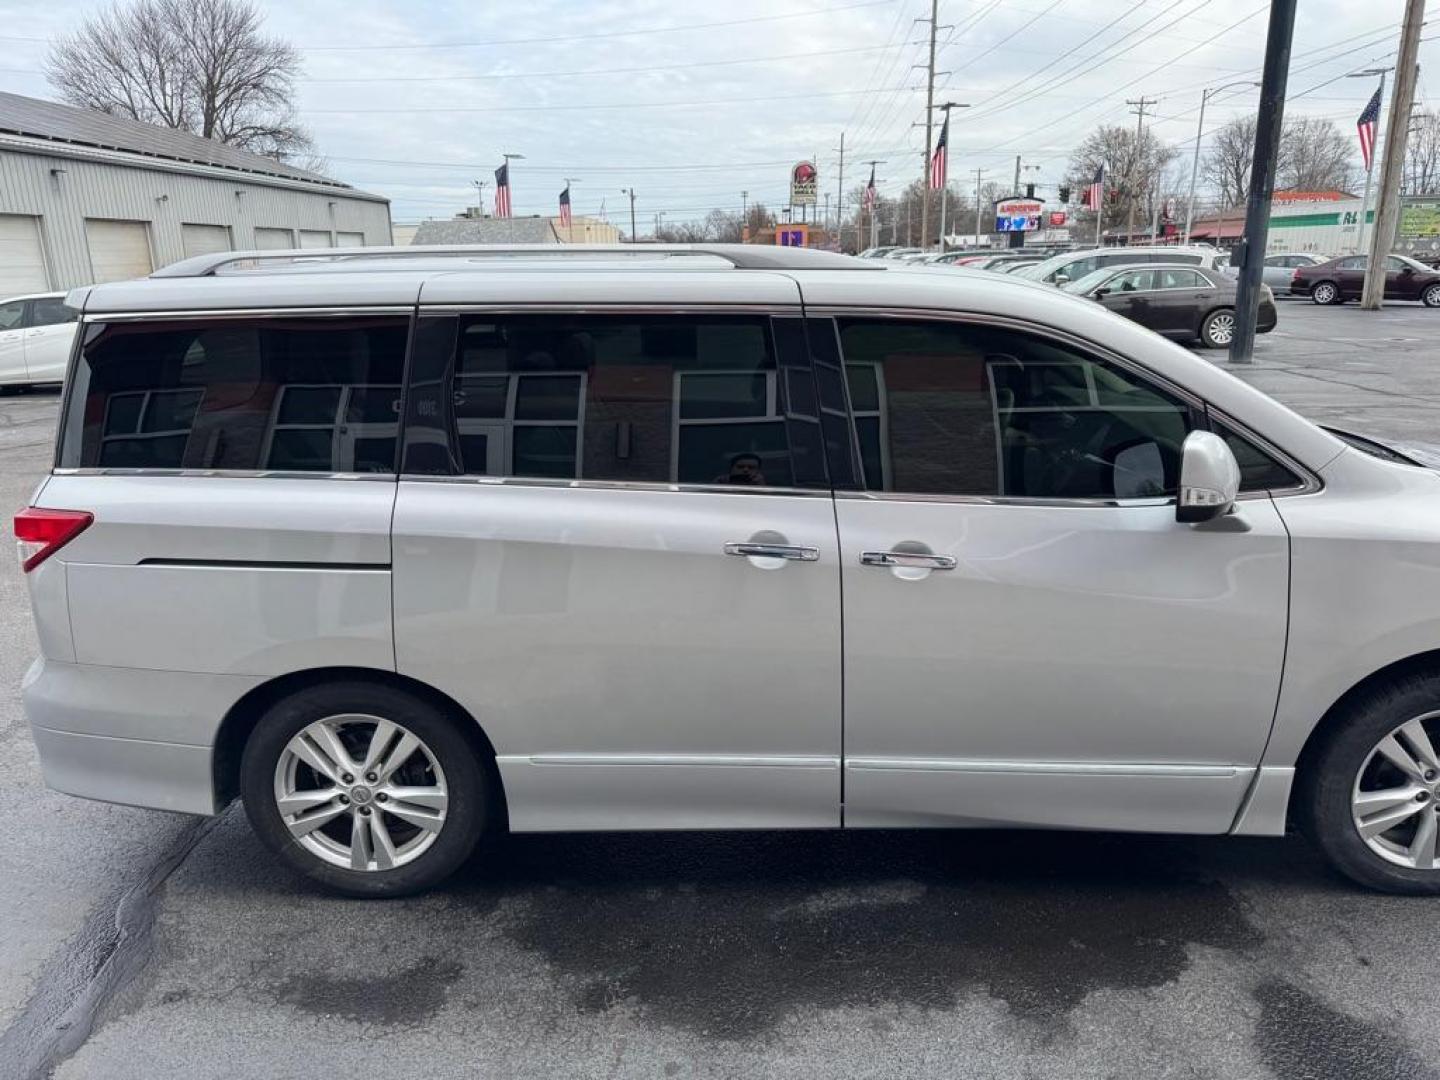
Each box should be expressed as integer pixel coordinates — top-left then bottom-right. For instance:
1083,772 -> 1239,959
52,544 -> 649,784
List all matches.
1351,70 -> 1388,255
1096,171 -> 1104,247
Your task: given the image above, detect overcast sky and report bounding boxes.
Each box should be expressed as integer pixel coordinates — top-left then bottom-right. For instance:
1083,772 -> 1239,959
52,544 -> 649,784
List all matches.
0,0 -> 1434,225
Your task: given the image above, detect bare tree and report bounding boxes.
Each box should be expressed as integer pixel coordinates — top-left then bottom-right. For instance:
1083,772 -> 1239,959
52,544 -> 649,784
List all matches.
1406,109 -> 1440,195
46,0 -> 315,165
1278,117 -> 1354,192
1201,114 -> 1256,208
1067,124 -> 1177,237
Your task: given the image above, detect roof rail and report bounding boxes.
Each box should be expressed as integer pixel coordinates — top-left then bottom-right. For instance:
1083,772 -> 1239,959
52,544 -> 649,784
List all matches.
149,243 -> 868,279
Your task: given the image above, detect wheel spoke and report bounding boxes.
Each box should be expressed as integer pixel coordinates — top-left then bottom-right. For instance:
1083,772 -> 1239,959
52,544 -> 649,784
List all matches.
360,719 -> 398,776
382,784 -> 447,811
1356,798 -> 1426,839
310,720 -> 359,776
277,788 -> 341,815
283,797 -> 348,839
369,813 -> 398,870
350,810 -> 374,870
1375,734 -> 1427,782
375,732 -> 420,784
1353,785 -> 1424,815
288,733 -> 343,784
1409,811 -> 1439,870
1399,720 -> 1440,774
382,800 -> 444,833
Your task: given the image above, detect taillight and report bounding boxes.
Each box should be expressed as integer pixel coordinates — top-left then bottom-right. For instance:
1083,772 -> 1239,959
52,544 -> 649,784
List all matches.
1291,269 -> 1301,283
14,508 -> 93,573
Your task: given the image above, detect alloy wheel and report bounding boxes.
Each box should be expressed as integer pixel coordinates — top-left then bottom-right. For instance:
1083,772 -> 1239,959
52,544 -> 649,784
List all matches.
1424,284 -> 1440,308
273,713 -> 449,872
1206,311 -> 1236,346
1351,710 -> 1440,870
1313,283 -> 1337,304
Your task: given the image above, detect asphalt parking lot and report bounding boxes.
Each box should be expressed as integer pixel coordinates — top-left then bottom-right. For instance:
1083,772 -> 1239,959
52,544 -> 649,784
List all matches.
4,299 -> 1440,1080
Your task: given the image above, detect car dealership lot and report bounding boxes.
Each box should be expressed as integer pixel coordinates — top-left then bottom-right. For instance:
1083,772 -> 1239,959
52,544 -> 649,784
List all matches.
3,300 -> 1440,1080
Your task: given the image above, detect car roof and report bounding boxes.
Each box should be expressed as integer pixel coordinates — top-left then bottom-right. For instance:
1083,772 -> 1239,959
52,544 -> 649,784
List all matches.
1,291 -> 67,304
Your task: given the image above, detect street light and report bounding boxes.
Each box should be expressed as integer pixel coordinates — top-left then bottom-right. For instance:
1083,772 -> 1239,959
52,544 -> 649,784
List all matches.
501,152 -> 524,215
620,188 -> 638,243
471,179 -> 486,217
1183,81 -> 1261,245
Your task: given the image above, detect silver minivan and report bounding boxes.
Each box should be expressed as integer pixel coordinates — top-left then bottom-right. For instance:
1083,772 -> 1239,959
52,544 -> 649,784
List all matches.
18,245 -> 1440,896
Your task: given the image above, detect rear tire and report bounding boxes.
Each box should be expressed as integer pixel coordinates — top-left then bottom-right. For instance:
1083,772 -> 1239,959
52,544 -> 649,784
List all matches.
1299,671 -> 1440,894
1199,308 -> 1237,349
1423,283 -> 1440,308
1310,281 -> 1340,305
240,681 -> 489,897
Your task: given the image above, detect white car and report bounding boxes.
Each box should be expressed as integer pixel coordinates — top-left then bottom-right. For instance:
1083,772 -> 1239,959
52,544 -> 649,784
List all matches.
1013,246 -> 1226,286
18,243 -> 1440,897
0,291 -> 76,389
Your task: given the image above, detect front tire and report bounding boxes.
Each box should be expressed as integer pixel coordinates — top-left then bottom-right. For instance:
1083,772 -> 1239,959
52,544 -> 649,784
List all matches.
1423,283 -> 1440,308
1299,672 -> 1440,894
1199,308 -> 1237,349
1310,280 -> 1340,305
240,682 -> 489,897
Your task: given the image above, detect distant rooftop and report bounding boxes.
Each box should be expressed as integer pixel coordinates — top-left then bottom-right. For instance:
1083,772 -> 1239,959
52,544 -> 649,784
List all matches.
412,217 -> 563,245
0,90 -> 381,199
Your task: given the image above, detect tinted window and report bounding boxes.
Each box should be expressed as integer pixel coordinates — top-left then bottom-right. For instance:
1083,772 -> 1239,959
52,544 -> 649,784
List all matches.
1157,268 -> 1205,289
427,314 -> 814,488
29,297 -> 77,327
1057,255 -> 1101,280
1168,253 -> 1202,266
836,320 -> 1195,500
1109,269 -> 1154,292
60,317 -> 407,472
1219,426 -> 1302,492
0,301 -> 23,331
1339,256 -> 1366,270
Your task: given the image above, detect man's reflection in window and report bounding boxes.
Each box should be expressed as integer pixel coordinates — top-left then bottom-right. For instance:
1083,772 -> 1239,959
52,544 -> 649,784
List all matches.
717,452 -> 766,486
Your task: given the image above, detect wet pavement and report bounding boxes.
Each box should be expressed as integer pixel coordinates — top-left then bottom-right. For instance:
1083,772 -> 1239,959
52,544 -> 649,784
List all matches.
4,299 -> 1440,1079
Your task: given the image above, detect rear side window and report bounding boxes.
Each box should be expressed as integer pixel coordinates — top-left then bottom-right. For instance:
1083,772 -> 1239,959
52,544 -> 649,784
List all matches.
402,313 -> 826,489
59,317 -> 408,472
29,298 -> 78,327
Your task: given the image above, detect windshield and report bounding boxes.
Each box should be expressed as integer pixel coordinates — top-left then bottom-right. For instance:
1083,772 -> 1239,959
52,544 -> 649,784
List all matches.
1011,251 -> 1077,280
1061,268 -> 1114,294
1394,254 -> 1431,273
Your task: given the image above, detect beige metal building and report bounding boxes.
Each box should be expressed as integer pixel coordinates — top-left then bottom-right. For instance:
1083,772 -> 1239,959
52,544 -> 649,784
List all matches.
0,91 -> 391,293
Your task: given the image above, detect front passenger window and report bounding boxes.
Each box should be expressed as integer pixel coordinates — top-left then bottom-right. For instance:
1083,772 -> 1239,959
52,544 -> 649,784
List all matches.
836,320 -> 1196,500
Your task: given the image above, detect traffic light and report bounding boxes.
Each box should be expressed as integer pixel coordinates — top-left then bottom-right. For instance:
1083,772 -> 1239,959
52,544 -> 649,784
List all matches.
1058,185 -> 1071,203
1025,183 -> 1035,199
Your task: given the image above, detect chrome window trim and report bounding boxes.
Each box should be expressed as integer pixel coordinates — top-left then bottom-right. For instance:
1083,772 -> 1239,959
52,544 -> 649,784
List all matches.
50,467 -> 396,481
835,490 -> 1174,509
80,306 -> 415,323
397,473 -> 834,498
418,303 -> 801,315
810,305 -> 1323,501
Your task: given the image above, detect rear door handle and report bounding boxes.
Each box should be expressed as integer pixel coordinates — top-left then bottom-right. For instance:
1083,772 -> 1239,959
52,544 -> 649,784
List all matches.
724,542 -> 819,562
860,551 -> 957,570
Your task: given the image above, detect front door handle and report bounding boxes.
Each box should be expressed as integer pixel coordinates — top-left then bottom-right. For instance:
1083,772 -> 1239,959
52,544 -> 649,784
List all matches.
860,550 -> 957,570
724,542 -> 819,562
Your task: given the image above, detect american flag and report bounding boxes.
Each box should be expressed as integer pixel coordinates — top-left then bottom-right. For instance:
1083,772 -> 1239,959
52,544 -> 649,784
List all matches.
1081,164 -> 1104,210
864,164 -> 877,210
494,163 -> 512,218
929,115 -> 948,190
1357,87 -> 1382,172
559,186 -> 572,229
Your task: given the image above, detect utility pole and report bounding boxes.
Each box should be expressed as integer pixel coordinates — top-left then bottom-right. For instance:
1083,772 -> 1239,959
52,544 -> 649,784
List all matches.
1229,0 -> 1297,364
1184,81 -> 1262,244
1124,98 -> 1157,245
919,0 -> 940,252
835,132 -> 845,252
1014,155 -> 1022,193
1363,3 -> 1425,309
621,188 -> 637,244
973,168 -> 986,247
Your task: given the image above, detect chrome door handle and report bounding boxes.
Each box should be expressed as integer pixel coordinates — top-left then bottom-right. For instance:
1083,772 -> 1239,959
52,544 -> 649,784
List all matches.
724,542 -> 819,562
860,551 -> 957,570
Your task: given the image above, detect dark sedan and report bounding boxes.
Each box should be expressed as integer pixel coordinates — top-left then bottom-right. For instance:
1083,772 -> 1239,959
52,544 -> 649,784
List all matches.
1290,253 -> 1440,306
1062,263 -> 1275,348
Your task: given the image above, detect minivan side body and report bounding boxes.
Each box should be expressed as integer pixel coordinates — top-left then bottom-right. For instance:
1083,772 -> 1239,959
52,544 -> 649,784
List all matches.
20,246 -> 1440,894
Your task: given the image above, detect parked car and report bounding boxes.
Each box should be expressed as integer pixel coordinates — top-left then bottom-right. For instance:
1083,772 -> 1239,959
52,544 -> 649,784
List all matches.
882,247 -> 923,260
856,246 -> 900,259
1291,253 -> 1440,306
1012,245 -> 1225,286
1258,253 -> 1327,293
21,243 -> 1440,897
1063,263 -> 1276,348
980,255 -> 1046,273
0,291 -> 76,390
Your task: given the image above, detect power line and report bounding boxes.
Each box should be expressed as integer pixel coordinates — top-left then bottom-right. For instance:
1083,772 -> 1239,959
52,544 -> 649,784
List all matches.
304,87 -> 912,115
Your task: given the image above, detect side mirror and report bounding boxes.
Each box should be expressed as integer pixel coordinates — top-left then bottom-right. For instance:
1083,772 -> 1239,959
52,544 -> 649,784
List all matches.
1176,431 -> 1240,524
1054,273 -> 1070,285
1093,287 -> 1110,299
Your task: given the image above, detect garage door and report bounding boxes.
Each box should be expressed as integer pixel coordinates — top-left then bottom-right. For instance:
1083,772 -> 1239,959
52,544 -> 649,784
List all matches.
253,227 -> 294,250
336,231 -> 365,247
298,230 -> 332,249
0,215 -> 49,295
181,223 -> 232,258
85,220 -> 153,283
